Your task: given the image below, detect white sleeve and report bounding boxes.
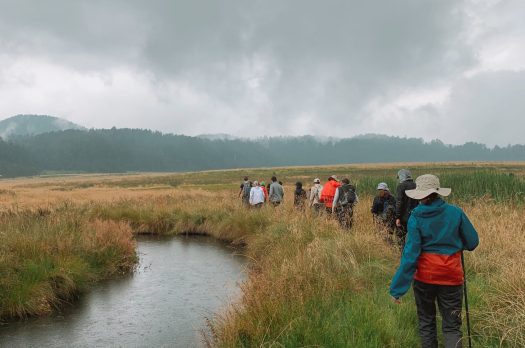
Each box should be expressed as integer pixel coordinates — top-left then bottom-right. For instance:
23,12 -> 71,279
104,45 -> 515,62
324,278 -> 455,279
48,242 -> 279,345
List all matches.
332,188 -> 340,213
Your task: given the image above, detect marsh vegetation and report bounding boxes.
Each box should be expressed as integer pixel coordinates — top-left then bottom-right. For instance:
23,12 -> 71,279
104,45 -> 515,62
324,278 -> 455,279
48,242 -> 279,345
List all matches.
0,162 -> 524,347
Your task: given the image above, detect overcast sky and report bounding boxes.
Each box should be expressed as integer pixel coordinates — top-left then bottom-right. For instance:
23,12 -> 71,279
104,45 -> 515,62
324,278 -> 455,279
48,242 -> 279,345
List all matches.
0,0 -> 523,146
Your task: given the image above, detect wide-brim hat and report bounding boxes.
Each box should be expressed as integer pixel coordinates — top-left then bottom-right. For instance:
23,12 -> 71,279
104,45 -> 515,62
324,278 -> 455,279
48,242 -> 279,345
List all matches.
405,174 -> 451,200
313,178 -> 320,183
329,175 -> 338,181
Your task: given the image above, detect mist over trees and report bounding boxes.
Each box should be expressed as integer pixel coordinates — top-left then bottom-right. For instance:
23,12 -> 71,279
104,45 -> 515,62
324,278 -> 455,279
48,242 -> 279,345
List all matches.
0,128 -> 523,177
0,114 -> 84,139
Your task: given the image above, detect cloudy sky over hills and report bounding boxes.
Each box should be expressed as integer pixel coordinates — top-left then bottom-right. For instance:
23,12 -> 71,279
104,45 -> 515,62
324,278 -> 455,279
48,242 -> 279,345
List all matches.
0,0 -> 523,146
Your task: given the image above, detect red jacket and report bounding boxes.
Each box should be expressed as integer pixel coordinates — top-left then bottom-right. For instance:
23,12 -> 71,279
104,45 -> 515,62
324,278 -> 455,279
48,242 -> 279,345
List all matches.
261,186 -> 268,200
320,180 -> 341,208
415,252 -> 463,285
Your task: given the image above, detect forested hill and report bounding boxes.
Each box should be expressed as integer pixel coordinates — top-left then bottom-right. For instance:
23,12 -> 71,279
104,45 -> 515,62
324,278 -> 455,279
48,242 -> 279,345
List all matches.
0,114 -> 84,139
0,128 -> 524,177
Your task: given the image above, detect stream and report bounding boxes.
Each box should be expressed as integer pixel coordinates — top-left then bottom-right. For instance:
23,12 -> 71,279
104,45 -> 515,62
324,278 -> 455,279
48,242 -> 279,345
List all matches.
0,235 -> 247,348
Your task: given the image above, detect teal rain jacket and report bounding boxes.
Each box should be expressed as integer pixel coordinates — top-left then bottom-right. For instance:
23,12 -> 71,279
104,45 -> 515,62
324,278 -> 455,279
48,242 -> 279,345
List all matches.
390,198 -> 479,299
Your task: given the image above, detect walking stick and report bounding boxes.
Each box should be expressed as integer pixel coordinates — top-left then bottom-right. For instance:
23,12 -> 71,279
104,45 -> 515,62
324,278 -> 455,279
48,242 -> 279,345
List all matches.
461,252 -> 473,348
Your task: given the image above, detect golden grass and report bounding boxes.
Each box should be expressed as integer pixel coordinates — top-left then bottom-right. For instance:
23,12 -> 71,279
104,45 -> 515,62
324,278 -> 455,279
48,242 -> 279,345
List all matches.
0,211 -> 136,318
1,166 -> 524,346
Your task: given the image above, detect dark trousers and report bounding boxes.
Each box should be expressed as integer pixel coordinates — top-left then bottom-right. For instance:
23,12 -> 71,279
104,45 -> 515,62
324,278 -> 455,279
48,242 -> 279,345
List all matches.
413,280 -> 463,348
334,205 -> 353,229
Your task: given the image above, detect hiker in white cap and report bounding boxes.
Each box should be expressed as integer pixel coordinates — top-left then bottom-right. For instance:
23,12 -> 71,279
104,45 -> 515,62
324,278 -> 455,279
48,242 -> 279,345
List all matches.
309,178 -> 324,213
390,174 -> 479,348
371,182 -> 396,230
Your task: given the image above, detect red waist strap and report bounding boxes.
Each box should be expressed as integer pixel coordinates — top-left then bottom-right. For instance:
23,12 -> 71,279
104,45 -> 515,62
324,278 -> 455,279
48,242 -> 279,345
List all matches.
415,251 -> 464,286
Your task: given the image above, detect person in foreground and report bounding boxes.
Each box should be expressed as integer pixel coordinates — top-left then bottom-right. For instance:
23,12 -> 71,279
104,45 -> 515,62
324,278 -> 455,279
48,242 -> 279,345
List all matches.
389,174 -> 479,348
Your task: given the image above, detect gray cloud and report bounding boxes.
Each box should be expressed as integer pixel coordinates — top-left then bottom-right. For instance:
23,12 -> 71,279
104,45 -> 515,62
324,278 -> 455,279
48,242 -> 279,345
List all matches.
0,0 -> 523,145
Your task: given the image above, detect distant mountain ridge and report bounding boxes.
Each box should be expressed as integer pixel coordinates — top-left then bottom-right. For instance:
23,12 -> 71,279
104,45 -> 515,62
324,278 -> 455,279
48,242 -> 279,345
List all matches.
0,115 -> 524,177
0,115 -> 85,139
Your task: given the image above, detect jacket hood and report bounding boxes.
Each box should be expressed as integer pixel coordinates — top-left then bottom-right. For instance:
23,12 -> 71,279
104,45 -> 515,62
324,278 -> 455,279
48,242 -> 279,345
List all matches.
397,169 -> 412,183
411,198 -> 446,218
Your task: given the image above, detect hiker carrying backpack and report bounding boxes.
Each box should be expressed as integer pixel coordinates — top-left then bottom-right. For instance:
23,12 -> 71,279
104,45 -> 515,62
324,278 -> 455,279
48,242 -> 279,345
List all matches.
239,177 -> 252,206
332,178 -> 357,229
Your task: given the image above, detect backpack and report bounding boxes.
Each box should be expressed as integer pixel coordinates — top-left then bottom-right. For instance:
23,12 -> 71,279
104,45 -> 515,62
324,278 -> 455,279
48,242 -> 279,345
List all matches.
338,186 -> 356,206
242,182 -> 252,199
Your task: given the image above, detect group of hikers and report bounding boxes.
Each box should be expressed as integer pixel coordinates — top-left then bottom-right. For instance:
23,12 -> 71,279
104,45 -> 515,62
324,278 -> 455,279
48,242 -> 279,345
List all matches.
239,169 -> 480,348
239,169 -> 418,239
239,174 -> 357,229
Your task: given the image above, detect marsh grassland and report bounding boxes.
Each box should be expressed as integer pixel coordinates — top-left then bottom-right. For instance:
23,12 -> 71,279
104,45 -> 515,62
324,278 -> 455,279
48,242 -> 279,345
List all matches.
1,162 -> 524,347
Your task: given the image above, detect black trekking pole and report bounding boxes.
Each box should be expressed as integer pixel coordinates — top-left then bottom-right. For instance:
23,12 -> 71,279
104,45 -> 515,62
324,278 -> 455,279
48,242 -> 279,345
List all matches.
461,252 -> 473,348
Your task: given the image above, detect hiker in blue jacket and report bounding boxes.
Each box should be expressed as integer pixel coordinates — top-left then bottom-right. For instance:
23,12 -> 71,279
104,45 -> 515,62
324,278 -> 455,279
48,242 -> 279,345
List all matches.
390,174 -> 479,348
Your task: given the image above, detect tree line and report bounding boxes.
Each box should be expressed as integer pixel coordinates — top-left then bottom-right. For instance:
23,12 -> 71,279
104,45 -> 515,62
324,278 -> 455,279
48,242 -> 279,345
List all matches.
0,129 -> 524,177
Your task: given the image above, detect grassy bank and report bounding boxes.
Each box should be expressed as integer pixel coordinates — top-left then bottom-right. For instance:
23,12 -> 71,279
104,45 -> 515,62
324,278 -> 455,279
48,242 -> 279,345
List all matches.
0,208 -> 136,319
1,163 -> 524,346
88,193 -> 524,347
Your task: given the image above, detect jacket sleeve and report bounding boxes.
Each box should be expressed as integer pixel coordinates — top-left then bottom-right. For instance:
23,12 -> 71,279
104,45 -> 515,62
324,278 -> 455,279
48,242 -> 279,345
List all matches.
371,197 -> 381,214
395,184 -> 404,219
390,216 -> 421,298
459,211 -> 479,251
269,184 -> 274,198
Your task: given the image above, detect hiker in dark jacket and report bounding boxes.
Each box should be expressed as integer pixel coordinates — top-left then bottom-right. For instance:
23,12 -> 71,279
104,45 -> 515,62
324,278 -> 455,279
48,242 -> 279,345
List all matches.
294,182 -> 307,209
395,169 -> 418,245
390,174 -> 479,348
239,177 -> 252,206
332,178 -> 357,229
371,182 -> 396,230
269,176 -> 284,206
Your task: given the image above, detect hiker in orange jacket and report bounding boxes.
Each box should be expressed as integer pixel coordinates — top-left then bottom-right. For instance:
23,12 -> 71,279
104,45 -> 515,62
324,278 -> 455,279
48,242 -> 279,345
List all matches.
319,175 -> 341,214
